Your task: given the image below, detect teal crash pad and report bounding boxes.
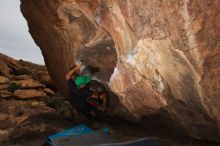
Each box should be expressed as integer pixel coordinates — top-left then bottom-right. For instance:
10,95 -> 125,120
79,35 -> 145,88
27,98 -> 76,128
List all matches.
45,124 -> 160,146
45,124 -> 115,146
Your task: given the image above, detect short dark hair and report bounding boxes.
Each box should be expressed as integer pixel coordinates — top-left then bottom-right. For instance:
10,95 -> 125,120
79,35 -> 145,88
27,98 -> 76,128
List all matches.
86,65 -> 100,75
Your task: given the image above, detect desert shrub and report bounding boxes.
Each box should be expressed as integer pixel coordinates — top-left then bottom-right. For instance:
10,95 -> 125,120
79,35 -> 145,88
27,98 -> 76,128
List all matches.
0,120 -> 13,130
46,94 -> 72,117
15,67 -> 32,76
46,96 -> 62,109
8,82 -> 20,93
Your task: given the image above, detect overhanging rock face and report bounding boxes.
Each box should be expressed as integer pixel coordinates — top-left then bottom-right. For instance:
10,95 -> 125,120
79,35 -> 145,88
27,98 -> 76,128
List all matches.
21,0 -> 220,142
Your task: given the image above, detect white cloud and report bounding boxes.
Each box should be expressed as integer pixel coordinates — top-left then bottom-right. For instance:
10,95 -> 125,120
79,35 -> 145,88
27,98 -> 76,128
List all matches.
0,0 -> 44,64
0,40 -> 44,64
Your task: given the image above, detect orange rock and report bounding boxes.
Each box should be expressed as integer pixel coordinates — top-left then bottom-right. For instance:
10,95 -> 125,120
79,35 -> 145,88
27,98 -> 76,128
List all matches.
43,88 -> 55,95
14,89 -> 47,99
11,79 -> 45,89
0,90 -> 12,99
0,76 -> 9,84
21,0 -> 220,142
0,84 -> 9,90
0,53 -> 21,76
12,75 -> 32,81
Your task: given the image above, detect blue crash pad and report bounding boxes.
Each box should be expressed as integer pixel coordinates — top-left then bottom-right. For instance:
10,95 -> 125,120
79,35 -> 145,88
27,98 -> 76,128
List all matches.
45,124 -> 114,146
45,124 -> 160,146
48,124 -> 93,140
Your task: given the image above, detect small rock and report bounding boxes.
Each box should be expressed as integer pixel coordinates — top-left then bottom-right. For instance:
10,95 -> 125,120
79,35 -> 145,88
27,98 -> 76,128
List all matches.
0,90 -> 13,99
11,78 -> 45,89
30,101 -> 41,107
14,89 -> 47,99
0,129 -> 10,138
0,113 -> 8,120
0,84 -> 9,90
38,72 -> 53,84
0,76 -> 9,84
0,53 -> 21,76
44,88 -> 55,95
31,71 -> 53,85
11,75 -> 31,80
0,61 -> 12,77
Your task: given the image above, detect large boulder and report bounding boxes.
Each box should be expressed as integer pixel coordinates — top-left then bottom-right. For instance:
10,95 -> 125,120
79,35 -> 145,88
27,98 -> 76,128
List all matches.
21,0 -> 220,142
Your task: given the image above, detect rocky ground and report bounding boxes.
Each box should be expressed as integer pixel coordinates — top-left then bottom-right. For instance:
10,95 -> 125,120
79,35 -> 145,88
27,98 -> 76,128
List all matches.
0,53 -> 75,146
20,0 -> 220,144
0,53 -> 148,146
0,53 -> 219,146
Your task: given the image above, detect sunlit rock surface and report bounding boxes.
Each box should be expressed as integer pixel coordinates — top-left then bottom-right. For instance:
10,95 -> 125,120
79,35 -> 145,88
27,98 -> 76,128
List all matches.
21,0 -> 220,142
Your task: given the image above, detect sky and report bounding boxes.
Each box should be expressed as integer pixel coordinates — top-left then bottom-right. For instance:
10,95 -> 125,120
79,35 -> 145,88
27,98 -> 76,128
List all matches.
0,0 -> 44,64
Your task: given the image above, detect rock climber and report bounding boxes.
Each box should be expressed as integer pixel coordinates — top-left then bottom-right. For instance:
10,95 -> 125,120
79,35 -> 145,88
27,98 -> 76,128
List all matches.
65,62 -> 107,117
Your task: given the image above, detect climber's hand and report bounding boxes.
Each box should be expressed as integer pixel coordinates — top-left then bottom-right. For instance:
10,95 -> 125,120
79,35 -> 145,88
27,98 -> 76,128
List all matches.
90,93 -> 98,99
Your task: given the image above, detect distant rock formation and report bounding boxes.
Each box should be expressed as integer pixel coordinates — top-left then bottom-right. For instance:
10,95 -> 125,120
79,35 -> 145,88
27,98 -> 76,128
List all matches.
0,53 -> 54,99
20,0 -> 220,142
0,53 -> 74,144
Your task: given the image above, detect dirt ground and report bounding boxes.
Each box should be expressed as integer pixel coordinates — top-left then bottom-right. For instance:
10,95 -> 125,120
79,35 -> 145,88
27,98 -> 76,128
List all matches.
0,96 -> 219,146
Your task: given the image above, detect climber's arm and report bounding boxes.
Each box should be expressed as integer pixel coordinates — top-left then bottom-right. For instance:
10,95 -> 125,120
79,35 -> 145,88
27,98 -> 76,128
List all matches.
66,63 -> 82,80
